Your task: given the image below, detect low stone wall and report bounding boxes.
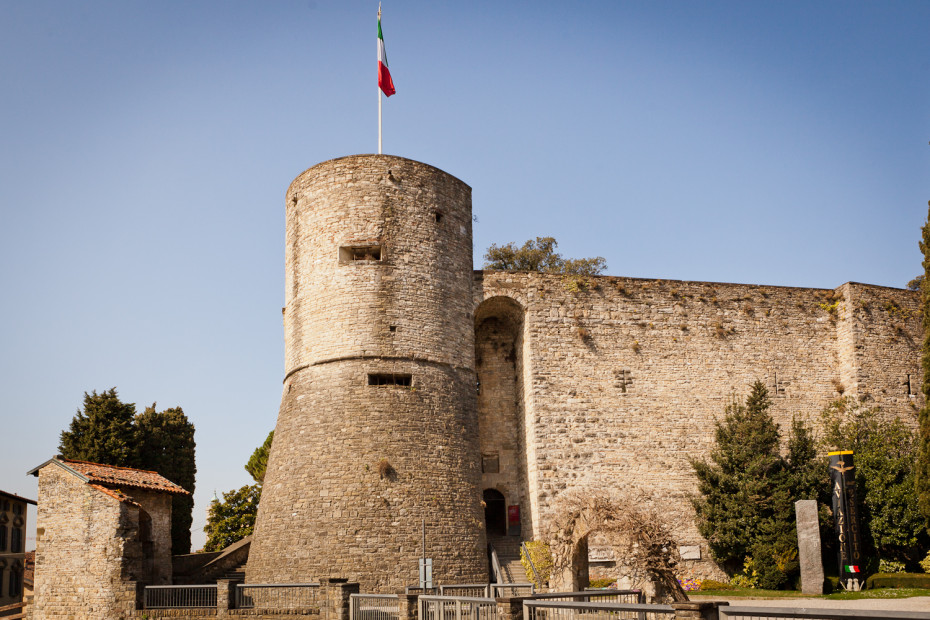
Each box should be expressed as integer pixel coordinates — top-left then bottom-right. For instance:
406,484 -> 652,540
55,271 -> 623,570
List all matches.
133,610 -> 318,618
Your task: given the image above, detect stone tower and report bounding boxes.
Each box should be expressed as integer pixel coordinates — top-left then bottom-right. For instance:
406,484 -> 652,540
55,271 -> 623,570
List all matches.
247,155 -> 488,591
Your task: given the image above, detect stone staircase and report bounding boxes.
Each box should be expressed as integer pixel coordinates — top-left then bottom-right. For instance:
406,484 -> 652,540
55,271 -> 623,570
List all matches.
223,561 -> 247,582
488,535 -> 530,584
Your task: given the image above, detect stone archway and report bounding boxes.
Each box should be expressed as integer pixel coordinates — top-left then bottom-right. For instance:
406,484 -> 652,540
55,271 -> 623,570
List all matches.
483,489 -> 507,537
546,490 -> 688,602
474,296 -> 530,537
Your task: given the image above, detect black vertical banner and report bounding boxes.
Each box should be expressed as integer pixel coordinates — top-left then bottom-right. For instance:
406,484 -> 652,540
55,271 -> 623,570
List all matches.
829,450 -> 863,587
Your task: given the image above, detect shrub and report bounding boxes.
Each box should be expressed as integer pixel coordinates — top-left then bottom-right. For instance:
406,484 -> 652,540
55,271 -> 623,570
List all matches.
821,399 -> 928,565
698,579 -> 733,591
865,572 -> 930,590
879,559 -> 907,574
588,577 -> 615,588
520,540 -> 553,589
729,557 -> 760,589
920,551 -> 930,574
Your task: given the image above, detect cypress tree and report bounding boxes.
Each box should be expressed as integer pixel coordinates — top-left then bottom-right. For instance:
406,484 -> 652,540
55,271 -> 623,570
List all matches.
245,431 -> 273,484
59,388 -> 138,465
136,406 -> 197,554
692,381 -> 823,588
918,200 -> 930,526
60,390 -> 197,554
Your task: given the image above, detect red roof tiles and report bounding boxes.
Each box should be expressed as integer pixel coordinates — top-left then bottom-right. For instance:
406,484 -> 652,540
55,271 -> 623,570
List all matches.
59,458 -> 190,496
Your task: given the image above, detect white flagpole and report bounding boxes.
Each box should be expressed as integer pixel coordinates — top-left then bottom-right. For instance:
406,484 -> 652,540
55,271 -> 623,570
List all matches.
378,4 -> 382,154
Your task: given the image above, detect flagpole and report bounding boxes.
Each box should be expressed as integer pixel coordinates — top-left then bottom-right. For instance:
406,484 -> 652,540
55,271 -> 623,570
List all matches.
378,4 -> 382,154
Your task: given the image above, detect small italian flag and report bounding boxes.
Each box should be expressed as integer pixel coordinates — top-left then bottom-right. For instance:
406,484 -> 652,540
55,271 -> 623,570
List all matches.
845,565 -> 860,573
378,9 -> 395,97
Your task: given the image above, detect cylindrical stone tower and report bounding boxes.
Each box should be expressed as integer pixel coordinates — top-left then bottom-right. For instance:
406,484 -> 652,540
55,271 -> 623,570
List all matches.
247,155 -> 487,591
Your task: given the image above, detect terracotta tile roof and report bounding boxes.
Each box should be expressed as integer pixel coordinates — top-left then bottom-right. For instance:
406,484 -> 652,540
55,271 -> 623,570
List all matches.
59,458 -> 190,496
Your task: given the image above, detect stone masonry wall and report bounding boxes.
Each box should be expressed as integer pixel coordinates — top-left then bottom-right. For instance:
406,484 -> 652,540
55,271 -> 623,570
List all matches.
249,155 -> 486,591
474,271 -> 923,580
130,489 -> 174,585
32,466 -> 140,619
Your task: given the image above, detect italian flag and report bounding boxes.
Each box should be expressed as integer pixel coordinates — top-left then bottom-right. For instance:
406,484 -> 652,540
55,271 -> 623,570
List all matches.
378,12 -> 395,97
845,565 -> 860,573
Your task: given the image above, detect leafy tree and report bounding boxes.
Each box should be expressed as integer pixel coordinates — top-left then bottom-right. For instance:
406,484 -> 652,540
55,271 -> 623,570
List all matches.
483,237 -> 606,276
136,405 -> 197,554
203,484 -> 261,552
59,389 -> 197,554
203,430 -> 274,551
245,431 -> 273,484
907,275 -> 923,291
59,388 -> 138,466
692,381 -> 823,589
821,399 -> 928,565
918,200 -> 930,526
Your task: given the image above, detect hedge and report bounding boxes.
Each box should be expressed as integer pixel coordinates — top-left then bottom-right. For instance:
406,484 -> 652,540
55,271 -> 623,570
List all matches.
865,572 -> 930,589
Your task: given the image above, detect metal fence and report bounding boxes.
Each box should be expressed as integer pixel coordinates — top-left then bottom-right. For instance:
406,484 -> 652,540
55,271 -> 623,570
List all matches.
236,583 -> 320,609
532,590 -> 646,604
143,584 -> 217,609
350,593 -> 402,620
420,595 -> 499,620
720,606 -> 930,620
523,599 -> 674,620
440,584 -> 493,597
489,583 -> 535,598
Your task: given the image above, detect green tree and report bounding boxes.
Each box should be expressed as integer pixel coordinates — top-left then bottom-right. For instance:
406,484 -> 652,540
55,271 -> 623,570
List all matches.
202,430 -> 273,551
918,200 -> 930,526
692,381 -> 822,589
245,431 -> 273,484
483,237 -> 606,275
59,390 -> 198,554
821,399 -> 928,565
59,388 -> 138,466
136,405 -> 197,554
203,484 -> 261,552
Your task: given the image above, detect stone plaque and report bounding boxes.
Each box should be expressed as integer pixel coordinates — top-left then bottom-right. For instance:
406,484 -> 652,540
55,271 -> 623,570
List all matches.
795,499 -> 824,594
679,545 -> 701,560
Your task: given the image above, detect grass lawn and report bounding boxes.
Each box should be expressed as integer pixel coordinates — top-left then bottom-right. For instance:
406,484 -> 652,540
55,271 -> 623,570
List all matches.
693,588 -> 930,600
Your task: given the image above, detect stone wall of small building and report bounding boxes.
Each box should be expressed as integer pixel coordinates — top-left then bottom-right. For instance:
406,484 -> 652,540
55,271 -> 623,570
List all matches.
31,465 -> 176,619
474,271 -> 923,580
32,466 -> 140,618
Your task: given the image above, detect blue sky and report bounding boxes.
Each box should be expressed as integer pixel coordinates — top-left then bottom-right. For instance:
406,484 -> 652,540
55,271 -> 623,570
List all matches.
1,1 -> 928,550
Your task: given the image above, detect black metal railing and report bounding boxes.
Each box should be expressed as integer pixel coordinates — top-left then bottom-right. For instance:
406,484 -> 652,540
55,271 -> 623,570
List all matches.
523,599 -> 673,620
720,606 -> 930,620
143,584 -> 217,609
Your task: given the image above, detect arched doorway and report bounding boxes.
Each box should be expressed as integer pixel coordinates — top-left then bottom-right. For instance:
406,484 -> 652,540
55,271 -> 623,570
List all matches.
475,295 -> 530,538
483,489 -> 507,537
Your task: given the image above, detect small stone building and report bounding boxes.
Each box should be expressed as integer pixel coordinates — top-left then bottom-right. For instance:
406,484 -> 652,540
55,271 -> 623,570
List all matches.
0,489 -> 36,609
27,457 -> 189,618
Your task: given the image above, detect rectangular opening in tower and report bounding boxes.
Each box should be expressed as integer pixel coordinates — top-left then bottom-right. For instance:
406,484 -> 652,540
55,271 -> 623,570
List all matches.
340,245 -> 382,262
367,373 -> 412,387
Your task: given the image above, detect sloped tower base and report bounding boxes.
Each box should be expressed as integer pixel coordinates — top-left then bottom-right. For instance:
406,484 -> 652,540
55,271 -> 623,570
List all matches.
247,155 -> 487,591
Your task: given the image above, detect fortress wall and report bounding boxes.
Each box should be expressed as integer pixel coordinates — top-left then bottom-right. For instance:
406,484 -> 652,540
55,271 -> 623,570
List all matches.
474,272 -> 922,579
282,155 -> 475,374
837,283 -> 924,417
249,361 -> 486,590
251,155 -> 486,591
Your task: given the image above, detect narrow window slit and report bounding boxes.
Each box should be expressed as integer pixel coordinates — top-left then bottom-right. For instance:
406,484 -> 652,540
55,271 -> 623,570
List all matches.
339,245 -> 382,262
368,373 -> 412,387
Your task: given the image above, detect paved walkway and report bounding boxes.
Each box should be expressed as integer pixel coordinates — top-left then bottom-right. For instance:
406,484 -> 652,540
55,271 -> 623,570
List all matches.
690,595 -> 930,613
